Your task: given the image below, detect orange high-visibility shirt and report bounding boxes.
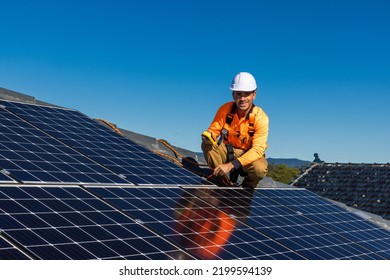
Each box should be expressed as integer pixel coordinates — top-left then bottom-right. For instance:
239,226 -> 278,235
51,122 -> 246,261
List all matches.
207,101 -> 269,167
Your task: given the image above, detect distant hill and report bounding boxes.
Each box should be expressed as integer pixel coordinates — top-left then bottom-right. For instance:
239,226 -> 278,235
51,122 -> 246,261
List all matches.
267,158 -> 311,168
194,153 -> 310,169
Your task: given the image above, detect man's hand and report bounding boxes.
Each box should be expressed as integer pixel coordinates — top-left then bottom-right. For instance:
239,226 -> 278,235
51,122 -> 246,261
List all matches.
201,130 -> 216,145
213,162 -> 234,176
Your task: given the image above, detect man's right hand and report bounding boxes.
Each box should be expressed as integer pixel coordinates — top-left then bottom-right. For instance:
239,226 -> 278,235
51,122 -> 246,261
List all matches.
201,130 -> 216,145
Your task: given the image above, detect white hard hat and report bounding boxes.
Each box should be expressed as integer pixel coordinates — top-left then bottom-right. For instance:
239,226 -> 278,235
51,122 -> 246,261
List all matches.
229,72 -> 257,92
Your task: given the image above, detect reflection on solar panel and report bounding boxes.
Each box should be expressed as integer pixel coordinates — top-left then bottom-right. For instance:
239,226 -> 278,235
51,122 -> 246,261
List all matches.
0,100 -> 210,186
176,188 -> 387,260
0,107 -> 129,184
0,185 -> 193,260
1,99 -> 390,260
88,186 -> 303,259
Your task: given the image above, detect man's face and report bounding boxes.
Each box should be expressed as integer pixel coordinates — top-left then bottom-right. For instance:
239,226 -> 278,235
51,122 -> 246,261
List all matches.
232,91 -> 256,112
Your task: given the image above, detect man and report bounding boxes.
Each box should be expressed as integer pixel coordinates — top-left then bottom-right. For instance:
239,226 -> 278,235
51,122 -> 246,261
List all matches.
202,72 -> 269,189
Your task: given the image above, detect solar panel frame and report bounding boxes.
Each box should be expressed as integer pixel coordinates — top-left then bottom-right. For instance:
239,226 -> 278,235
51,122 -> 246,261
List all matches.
0,170 -> 17,183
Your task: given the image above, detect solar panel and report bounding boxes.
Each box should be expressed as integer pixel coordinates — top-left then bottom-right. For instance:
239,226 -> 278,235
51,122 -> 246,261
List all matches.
0,106 -> 129,184
0,185 -> 194,260
261,188 -> 390,259
192,187 -> 387,259
0,100 -> 212,186
291,163 -> 390,220
88,185 -> 304,260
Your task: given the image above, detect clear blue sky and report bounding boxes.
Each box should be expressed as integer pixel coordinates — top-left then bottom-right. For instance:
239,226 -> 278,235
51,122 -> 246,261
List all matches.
1,0 -> 389,163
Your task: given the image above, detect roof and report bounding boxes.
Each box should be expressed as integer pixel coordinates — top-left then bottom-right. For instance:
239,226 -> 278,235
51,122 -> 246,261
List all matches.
291,162 -> 390,220
0,87 -> 59,107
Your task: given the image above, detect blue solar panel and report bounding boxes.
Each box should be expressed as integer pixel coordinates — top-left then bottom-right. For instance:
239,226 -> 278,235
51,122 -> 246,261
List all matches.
261,188 -> 390,259
0,106 -> 129,184
0,185 -> 194,260
0,235 -> 30,259
191,187 -> 388,259
88,186 -> 306,259
0,100 -> 212,186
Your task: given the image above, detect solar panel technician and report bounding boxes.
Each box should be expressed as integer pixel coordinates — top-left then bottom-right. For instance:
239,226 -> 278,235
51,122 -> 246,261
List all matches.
201,72 -> 269,189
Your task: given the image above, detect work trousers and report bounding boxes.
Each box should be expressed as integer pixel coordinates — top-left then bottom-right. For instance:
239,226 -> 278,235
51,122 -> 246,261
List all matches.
202,141 -> 268,188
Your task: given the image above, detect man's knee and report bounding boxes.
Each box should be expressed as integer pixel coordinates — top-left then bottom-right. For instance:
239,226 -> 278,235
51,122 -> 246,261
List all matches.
254,165 -> 267,179
252,157 -> 268,179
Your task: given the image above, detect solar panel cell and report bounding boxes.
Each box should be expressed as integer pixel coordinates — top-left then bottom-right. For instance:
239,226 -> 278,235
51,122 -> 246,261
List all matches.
0,214 -> 24,229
